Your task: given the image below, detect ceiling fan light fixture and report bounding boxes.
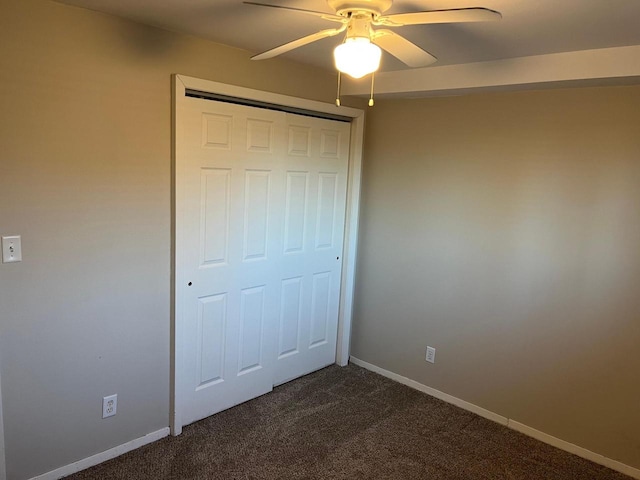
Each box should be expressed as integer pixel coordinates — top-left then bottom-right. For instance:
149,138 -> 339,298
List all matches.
333,37 -> 381,79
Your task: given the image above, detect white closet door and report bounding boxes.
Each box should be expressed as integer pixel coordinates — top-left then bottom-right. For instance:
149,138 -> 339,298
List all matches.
274,113 -> 350,385
178,97 -> 349,426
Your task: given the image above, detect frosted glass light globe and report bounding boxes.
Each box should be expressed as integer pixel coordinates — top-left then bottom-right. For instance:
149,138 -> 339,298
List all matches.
334,38 -> 382,79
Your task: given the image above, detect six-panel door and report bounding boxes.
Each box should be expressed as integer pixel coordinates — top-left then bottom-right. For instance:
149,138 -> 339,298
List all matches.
179,97 -> 350,425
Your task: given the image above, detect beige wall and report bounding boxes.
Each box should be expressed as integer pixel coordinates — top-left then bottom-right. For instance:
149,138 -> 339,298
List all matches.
3,0 -> 639,477
353,85 -> 640,469
0,0 -> 343,478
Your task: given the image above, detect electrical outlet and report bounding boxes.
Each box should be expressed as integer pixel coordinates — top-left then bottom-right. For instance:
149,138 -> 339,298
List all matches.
426,346 -> 436,364
102,394 -> 117,418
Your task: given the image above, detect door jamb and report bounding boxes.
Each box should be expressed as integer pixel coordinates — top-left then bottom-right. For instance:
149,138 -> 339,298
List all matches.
171,74 -> 365,435
0,354 -> 6,480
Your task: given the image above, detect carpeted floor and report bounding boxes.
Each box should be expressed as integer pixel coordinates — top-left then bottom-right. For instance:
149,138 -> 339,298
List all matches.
68,364 -> 631,479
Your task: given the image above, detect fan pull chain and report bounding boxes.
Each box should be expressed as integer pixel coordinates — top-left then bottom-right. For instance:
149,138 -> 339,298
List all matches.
369,72 -> 375,107
335,72 -> 342,107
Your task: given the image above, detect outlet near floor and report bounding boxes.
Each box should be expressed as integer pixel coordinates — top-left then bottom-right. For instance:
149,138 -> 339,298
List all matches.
102,394 -> 117,418
426,346 -> 436,364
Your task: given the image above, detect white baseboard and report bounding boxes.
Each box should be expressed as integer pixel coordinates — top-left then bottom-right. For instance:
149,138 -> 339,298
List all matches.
508,421 -> 640,479
30,427 -> 170,480
349,357 -> 508,426
349,356 -> 640,480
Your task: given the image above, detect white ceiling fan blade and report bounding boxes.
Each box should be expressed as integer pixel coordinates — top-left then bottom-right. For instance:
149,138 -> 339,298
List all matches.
372,30 -> 437,67
243,2 -> 344,23
251,26 -> 346,60
379,8 -> 502,27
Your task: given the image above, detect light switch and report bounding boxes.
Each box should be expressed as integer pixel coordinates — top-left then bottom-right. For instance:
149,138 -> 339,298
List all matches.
2,236 -> 22,263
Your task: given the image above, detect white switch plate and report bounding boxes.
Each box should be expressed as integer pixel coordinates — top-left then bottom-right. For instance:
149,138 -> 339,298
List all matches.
2,236 -> 22,263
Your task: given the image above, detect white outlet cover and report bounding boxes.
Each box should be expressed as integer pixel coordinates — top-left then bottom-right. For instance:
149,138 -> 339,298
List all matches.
102,394 -> 118,418
2,236 -> 22,263
426,346 -> 436,364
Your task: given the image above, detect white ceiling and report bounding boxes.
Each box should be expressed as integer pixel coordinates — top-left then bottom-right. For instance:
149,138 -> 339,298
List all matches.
55,0 -> 640,95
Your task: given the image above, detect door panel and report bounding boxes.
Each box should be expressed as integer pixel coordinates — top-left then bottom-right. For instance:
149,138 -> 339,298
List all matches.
196,293 -> 226,388
283,171 -> 309,254
200,168 -> 230,266
278,276 -> 303,358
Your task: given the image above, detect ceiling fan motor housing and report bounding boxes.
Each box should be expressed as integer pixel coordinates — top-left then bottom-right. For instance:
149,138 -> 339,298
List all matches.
345,14 -> 375,40
327,0 -> 393,17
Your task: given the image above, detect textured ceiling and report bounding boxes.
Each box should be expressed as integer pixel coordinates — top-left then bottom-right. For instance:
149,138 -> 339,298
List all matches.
55,0 -> 640,73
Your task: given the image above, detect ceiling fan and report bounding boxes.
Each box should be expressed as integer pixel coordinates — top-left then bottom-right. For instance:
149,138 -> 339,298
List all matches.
244,0 -> 502,80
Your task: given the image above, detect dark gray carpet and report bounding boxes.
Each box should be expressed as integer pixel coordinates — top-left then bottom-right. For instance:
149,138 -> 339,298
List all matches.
68,364 -> 630,479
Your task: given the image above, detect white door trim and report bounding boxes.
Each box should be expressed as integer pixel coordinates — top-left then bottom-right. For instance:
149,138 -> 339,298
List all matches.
171,74 -> 365,435
0,355 -> 6,480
